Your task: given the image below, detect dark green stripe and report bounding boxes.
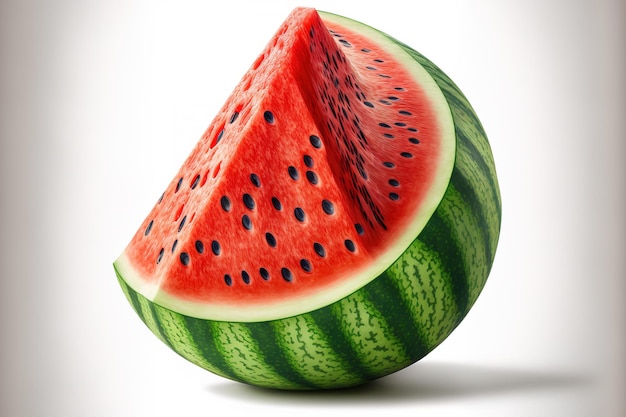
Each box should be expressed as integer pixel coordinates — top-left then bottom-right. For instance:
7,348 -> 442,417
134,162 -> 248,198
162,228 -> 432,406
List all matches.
365,271 -> 431,361
419,209 -> 469,321
114,267 -> 173,350
308,307 -> 375,382
456,128 -> 502,227
114,266 -> 143,319
246,322 -> 318,389
125,289 -> 146,327
457,125 -> 500,198
181,316 -> 242,383
143,298 -> 176,351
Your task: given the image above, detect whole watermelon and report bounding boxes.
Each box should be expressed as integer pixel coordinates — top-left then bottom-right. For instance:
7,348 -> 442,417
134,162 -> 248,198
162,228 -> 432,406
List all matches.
114,7 -> 501,389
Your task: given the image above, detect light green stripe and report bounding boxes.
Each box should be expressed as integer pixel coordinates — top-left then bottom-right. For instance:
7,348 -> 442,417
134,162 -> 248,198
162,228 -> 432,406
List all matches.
135,290 -> 170,347
212,321 -> 304,389
436,184 -> 489,308
333,291 -> 410,376
272,314 -> 363,388
387,239 -> 459,349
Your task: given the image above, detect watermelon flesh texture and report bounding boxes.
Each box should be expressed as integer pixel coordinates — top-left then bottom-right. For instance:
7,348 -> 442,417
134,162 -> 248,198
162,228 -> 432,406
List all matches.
115,7 -> 501,389
116,8 -> 456,321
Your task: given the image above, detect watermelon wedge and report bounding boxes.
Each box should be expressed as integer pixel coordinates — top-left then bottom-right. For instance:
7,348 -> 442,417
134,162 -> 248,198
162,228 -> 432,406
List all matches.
114,7 -> 501,389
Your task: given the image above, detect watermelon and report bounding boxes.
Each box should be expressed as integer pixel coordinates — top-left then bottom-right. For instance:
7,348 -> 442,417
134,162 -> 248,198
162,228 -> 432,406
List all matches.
114,7 -> 501,390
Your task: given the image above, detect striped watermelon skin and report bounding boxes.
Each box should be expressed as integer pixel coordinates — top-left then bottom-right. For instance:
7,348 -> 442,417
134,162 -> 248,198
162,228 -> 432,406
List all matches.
114,23 -> 501,388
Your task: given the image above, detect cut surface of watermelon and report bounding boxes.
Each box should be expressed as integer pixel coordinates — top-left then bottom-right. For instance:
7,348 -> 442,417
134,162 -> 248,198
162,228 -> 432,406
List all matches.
115,8 -> 456,322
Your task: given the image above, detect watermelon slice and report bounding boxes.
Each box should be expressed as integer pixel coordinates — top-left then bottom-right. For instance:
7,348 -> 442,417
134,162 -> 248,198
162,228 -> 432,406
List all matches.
114,8 -> 501,389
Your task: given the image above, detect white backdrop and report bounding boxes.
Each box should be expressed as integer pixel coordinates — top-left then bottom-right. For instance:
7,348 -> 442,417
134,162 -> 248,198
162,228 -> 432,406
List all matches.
1,1 -> 624,416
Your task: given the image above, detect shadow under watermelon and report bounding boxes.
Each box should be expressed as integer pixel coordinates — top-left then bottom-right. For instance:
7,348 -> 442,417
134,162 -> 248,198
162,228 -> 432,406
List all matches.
206,360 -> 591,404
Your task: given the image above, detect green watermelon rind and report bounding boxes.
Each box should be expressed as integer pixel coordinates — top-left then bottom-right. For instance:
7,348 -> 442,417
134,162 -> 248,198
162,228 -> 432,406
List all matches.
114,12 -> 501,390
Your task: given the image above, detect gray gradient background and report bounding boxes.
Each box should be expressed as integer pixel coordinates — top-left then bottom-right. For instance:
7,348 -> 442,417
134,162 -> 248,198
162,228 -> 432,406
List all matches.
1,0 -> 624,416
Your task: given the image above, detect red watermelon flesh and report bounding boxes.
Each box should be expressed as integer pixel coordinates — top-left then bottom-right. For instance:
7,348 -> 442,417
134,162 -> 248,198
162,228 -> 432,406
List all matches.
115,8 -> 455,321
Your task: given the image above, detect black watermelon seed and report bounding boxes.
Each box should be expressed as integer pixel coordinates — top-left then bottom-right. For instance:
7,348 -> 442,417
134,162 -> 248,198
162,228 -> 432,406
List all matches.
211,240 -> 221,255
171,239 -> 178,253
220,196 -> 231,212
364,101 -> 374,108
379,99 -> 391,105
156,248 -> 164,264
300,259 -> 312,272
281,267 -> 293,282
374,59 -> 384,63
355,223 -> 364,235
395,122 -> 407,127
366,66 -> 377,71
322,199 -> 334,215
294,207 -> 306,222
310,135 -> 322,148
358,165 -> 368,180
401,152 -> 413,158
250,173 -> 261,187
303,155 -> 314,167
158,192 -> 164,203
383,133 -> 394,139
242,214 -> 252,230
399,110 -> 412,116
271,196 -> 282,211
409,137 -> 420,144
389,179 -> 400,187
144,220 -> 153,236
241,270 -> 250,284
379,74 -> 391,79
313,242 -> 326,257
224,274 -> 232,286
379,122 -> 391,129
306,170 -> 318,185
388,96 -> 399,101
180,252 -> 190,266
178,215 -> 187,232
216,129 -> 224,144
191,174 -> 200,189
195,240 -> 204,254
229,111 -> 239,124
260,268 -> 270,280
243,193 -> 255,210
263,110 -> 274,124
389,192 -> 400,201
288,166 -> 299,180
408,127 -> 418,132
383,161 -> 395,168
175,177 -> 183,192
344,239 -> 356,252
361,48 -> 371,53
339,39 -> 351,47
394,87 -> 406,91
265,232 -> 276,247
